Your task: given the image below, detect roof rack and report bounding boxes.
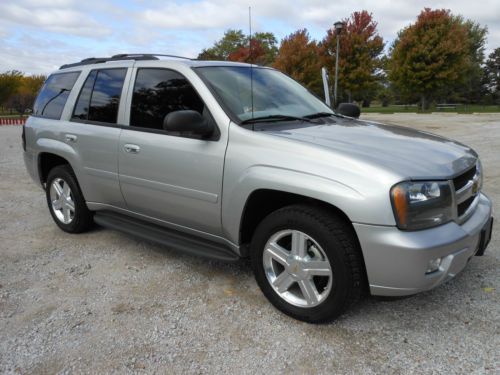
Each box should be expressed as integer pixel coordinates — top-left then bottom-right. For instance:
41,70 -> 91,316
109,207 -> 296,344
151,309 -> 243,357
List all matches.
59,53 -> 194,70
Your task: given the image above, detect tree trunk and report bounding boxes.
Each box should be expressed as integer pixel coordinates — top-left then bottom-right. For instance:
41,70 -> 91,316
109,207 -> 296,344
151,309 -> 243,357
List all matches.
421,95 -> 427,111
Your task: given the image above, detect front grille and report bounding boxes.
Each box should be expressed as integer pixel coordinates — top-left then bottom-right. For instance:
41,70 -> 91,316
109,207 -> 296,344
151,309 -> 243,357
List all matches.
453,163 -> 480,222
453,165 -> 476,190
457,196 -> 475,216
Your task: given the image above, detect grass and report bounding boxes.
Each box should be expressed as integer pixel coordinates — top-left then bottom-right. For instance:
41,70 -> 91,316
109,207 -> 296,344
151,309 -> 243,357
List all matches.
361,104 -> 500,114
0,114 -> 27,118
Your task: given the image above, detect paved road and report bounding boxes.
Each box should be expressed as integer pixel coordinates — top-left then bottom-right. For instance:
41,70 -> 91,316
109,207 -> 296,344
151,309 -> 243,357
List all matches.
0,114 -> 498,374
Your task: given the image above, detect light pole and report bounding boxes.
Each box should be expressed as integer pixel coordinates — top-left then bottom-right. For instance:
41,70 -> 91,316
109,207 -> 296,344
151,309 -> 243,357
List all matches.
333,21 -> 344,108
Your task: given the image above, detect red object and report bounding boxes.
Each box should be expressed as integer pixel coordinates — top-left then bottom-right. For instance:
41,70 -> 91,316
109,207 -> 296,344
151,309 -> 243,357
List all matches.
0,117 -> 26,125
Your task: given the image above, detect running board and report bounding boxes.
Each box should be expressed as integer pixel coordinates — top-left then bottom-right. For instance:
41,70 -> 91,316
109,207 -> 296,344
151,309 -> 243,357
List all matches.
93,211 -> 240,262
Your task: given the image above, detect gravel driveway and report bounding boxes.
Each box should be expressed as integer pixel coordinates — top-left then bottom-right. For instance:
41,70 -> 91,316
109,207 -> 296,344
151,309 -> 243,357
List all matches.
1,113 -> 499,374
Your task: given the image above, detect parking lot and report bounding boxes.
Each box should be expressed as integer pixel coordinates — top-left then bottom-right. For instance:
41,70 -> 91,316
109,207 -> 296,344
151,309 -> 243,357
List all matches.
0,113 -> 499,374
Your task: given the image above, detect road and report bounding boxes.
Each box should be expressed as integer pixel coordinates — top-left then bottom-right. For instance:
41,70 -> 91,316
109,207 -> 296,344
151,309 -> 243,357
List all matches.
0,113 -> 498,374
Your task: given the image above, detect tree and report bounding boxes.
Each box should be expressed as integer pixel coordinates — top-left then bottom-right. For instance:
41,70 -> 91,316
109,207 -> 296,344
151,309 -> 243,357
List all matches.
7,74 -> 46,113
389,8 -> 470,109
459,20 -> 488,103
227,39 -> 267,64
0,72 -> 45,114
198,29 -> 246,60
252,32 -> 278,65
197,29 -> 278,65
484,48 -> 500,103
272,29 -> 323,95
0,70 -> 23,110
320,10 -> 385,106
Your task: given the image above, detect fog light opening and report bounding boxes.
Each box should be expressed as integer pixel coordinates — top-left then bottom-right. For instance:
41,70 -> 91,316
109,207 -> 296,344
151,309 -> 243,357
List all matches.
426,258 -> 442,274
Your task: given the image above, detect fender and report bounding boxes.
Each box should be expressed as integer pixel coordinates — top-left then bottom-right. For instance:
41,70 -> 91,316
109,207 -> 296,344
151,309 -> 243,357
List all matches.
221,165 -> 365,245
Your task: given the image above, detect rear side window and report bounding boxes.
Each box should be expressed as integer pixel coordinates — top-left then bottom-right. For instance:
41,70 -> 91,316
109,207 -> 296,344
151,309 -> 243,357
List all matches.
72,68 -> 127,124
130,68 -> 205,130
72,70 -> 97,120
32,72 -> 80,119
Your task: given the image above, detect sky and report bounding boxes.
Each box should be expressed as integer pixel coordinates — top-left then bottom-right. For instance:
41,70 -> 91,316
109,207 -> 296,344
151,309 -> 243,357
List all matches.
1,0 -> 499,75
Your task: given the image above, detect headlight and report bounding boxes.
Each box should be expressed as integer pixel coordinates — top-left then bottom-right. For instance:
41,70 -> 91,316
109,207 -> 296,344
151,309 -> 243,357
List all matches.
390,181 -> 453,230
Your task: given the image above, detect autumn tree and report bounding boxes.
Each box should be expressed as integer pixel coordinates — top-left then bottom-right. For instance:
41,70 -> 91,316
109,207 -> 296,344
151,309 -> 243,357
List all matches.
389,8 -> 470,109
0,72 -> 45,114
6,74 -> 46,113
0,70 -> 23,110
198,29 -> 278,65
320,10 -> 384,106
273,29 -> 323,95
227,39 -> 267,64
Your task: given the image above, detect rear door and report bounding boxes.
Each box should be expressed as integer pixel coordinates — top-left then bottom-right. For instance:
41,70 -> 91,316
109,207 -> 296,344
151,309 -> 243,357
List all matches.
118,66 -> 227,236
64,63 -> 133,207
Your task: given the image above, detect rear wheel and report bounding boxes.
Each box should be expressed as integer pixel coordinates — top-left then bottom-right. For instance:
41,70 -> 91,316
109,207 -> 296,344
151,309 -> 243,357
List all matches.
46,165 -> 93,233
251,205 -> 364,323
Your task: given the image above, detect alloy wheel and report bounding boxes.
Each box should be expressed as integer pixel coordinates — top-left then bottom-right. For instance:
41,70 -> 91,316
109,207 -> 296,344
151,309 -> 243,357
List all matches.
263,229 -> 333,307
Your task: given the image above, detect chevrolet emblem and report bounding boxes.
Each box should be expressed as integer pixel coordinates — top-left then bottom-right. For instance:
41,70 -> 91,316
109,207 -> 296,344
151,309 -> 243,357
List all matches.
472,181 -> 479,194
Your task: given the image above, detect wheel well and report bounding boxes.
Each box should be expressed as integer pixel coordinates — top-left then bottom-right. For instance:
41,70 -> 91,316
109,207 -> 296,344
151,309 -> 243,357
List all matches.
239,189 -> 353,246
38,153 -> 70,185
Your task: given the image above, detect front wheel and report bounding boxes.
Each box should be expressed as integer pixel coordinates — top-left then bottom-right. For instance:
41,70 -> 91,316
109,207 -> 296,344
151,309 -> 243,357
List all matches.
250,205 -> 364,323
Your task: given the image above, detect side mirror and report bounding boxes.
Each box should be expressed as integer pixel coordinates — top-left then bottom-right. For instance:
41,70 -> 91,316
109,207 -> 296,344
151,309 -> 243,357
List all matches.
337,103 -> 361,118
163,110 -> 213,138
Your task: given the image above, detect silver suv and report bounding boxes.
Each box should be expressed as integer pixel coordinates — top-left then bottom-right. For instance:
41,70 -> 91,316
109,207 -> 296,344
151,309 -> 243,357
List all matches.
23,54 -> 493,322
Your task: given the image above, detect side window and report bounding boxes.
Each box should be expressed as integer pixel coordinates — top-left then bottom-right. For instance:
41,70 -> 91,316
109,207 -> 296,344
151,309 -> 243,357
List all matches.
72,68 -> 127,124
72,70 -> 97,120
32,72 -> 80,119
130,68 -> 205,130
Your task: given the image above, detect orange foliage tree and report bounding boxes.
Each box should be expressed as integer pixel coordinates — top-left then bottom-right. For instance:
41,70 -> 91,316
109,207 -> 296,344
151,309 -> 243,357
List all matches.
320,10 -> 385,105
273,29 -> 323,95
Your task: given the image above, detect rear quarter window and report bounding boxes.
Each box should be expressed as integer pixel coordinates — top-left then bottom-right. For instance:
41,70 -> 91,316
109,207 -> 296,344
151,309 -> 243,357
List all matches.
32,72 -> 80,120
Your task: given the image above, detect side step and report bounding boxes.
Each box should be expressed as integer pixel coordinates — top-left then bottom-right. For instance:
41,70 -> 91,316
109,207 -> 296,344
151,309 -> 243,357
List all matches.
94,211 -> 240,262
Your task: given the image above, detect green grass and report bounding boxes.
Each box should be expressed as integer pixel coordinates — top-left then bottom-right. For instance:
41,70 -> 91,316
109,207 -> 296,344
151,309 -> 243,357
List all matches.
361,104 -> 500,114
0,114 -> 27,118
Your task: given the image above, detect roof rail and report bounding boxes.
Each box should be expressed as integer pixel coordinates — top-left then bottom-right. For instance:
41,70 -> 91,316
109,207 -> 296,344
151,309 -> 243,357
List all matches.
59,53 -> 194,70
112,53 -> 193,60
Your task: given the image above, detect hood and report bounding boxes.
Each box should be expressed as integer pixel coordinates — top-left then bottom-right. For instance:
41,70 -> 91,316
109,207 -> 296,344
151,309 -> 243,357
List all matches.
262,117 -> 477,179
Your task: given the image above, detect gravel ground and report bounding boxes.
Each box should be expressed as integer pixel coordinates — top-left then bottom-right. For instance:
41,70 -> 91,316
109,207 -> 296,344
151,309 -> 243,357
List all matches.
0,113 -> 499,374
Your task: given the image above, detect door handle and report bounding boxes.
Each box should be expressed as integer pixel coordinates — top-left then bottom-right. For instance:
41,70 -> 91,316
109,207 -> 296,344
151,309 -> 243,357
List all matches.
124,144 -> 141,154
65,134 -> 77,143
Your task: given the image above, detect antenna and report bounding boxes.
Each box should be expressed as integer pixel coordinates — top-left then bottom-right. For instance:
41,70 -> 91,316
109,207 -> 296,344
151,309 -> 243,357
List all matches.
249,6 -> 254,121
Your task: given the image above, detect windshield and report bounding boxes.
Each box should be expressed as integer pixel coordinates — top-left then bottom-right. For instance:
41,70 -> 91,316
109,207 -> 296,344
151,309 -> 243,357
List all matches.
195,66 -> 333,123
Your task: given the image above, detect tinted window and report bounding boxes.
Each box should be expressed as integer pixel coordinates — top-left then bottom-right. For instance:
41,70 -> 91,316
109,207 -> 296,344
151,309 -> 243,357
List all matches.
33,72 -> 80,119
72,68 -> 126,124
72,70 -> 97,120
130,68 -> 205,130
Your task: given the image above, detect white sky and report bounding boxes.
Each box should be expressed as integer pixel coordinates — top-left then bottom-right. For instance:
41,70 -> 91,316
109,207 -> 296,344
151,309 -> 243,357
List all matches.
0,0 -> 499,74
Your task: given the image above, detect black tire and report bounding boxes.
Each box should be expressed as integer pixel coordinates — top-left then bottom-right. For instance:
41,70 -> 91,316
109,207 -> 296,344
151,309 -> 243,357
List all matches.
45,165 -> 93,233
250,204 -> 364,323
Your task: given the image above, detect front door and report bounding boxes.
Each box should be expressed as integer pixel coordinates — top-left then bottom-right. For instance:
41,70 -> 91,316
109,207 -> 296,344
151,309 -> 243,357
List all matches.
118,67 -> 227,236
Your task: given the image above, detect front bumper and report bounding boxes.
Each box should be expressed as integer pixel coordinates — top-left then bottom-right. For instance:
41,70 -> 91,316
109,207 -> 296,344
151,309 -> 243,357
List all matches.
354,193 -> 493,296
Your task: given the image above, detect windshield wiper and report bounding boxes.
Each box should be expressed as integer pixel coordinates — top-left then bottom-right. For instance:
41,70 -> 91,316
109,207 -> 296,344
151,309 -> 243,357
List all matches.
303,112 -> 335,119
241,114 -> 316,125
